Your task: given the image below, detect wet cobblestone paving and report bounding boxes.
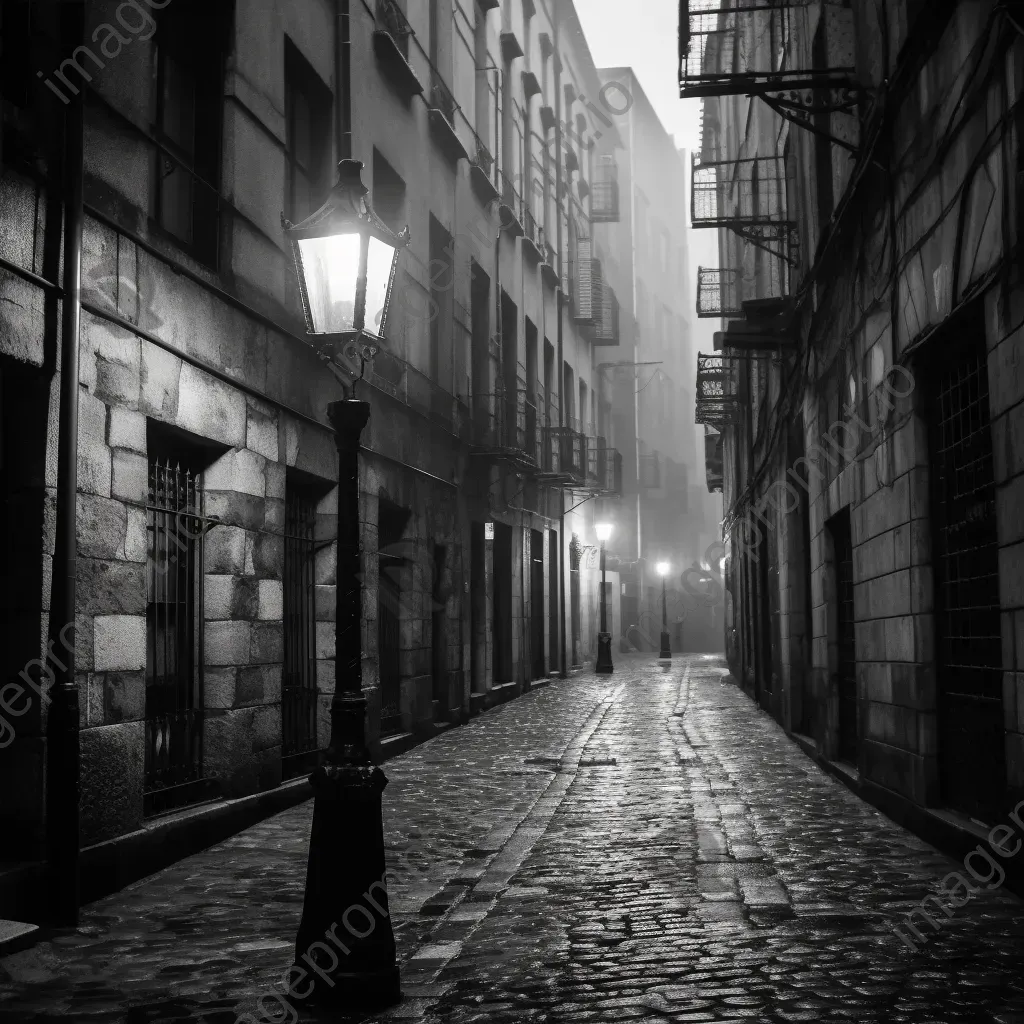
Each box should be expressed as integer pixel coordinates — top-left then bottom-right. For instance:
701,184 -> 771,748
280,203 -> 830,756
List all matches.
2,655 -> 1024,1022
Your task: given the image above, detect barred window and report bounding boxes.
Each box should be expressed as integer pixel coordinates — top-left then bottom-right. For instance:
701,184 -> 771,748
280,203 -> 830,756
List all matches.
145,453 -> 206,814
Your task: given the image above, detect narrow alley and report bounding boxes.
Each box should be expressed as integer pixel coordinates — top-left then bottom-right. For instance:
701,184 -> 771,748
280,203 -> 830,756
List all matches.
2,656 -> 1022,1023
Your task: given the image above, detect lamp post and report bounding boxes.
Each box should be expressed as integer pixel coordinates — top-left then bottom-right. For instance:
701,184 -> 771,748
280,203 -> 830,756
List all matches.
285,159 -> 408,1008
595,522 -> 614,674
657,562 -> 672,664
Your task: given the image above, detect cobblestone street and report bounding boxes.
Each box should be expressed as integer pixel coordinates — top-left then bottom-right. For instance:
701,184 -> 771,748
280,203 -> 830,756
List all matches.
3,655 -> 1024,1023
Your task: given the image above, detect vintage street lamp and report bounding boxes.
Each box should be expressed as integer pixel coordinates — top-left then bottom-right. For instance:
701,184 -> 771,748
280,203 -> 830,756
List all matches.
657,562 -> 672,663
285,159 -> 408,1008
286,158 -> 409,378
595,522 -> 614,674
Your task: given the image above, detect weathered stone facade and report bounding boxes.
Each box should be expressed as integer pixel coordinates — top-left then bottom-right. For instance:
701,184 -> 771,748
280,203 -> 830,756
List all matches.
694,0 -> 1024,827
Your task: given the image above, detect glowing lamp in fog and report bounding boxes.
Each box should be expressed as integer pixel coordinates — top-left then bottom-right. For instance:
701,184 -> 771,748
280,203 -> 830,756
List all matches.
286,159 -> 409,346
656,561 -> 670,577
595,522 -> 614,543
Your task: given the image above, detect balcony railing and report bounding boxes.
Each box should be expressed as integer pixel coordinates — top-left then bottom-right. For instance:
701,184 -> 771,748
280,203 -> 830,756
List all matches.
430,69 -> 458,125
679,0 -> 854,98
691,155 -> 789,228
696,352 -> 740,426
523,204 -> 544,260
697,262 -> 790,318
469,387 -> 537,463
593,283 -> 619,344
467,126 -> 499,200
556,427 -> 586,482
591,156 -> 620,223
587,436 -> 607,486
571,238 -> 599,324
697,267 -> 742,318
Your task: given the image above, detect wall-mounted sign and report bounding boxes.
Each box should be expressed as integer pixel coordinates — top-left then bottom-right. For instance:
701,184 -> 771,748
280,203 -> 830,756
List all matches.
484,522 -> 494,540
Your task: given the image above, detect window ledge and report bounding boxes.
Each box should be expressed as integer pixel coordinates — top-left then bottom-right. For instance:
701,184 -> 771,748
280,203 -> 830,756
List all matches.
373,31 -> 424,97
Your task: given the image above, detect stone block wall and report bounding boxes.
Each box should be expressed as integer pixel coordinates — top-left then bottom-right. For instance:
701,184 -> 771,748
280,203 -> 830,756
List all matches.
73,294 -> 341,844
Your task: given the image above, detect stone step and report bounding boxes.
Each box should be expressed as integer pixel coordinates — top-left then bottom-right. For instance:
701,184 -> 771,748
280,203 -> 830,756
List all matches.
0,919 -> 38,955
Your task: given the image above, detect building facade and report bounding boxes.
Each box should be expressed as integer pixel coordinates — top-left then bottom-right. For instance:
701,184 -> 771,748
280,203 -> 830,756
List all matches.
590,69 -> 722,654
0,0 -> 702,917
686,0 -> 1024,825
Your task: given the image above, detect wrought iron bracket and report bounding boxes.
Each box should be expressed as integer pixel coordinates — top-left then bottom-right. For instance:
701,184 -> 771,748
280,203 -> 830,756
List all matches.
758,85 -> 869,154
727,223 -> 801,269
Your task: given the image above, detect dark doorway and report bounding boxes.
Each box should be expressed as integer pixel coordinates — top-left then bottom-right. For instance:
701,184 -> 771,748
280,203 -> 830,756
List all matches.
282,475 -> 319,781
927,326 -> 1005,820
827,507 -> 857,765
569,535 -> 582,666
548,528 -> 559,673
795,429 -> 815,736
470,522 -> 486,693
756,521 -> 772,707
530,529 -> 545,680
431,544 -> 448,710
377,501 -> 408,738
492,522 -> 514,683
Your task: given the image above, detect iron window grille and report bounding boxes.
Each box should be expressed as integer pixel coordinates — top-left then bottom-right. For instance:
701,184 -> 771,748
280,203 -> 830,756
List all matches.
927,334 -> 1005,819
593,283 -> 620,343
145,457 -> 213,815
282,482 -> 320,780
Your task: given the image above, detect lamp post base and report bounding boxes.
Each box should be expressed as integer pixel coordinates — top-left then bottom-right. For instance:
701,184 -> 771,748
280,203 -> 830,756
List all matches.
659,631 -> 672,663
596,632 -> 614,674
292,762 -> 401,1009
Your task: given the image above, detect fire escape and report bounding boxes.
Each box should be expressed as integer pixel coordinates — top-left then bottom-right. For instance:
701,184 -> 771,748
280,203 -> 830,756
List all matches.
683,0 -> 862,320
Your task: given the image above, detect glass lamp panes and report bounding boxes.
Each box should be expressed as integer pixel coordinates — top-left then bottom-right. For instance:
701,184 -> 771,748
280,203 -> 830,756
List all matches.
296,233 -> 362,334
364,236 -> 398,338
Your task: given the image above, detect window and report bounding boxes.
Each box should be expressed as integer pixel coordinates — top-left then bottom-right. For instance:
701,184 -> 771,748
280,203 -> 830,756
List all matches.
373,149 -> 407,234
145,429 -> 211,815
153,1 -> 231,264
285,39 -> 331,223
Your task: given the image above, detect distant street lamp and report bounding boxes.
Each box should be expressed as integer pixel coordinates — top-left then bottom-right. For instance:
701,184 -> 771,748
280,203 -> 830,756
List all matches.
285,159 -> 408,1008
657,562 -> 672,663
595,522 -> 614,674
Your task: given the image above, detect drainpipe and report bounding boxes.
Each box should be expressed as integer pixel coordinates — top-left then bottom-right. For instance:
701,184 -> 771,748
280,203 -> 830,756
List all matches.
554,6 -> 567,680
46,0 -> 85,927
336,0 -> 352,161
